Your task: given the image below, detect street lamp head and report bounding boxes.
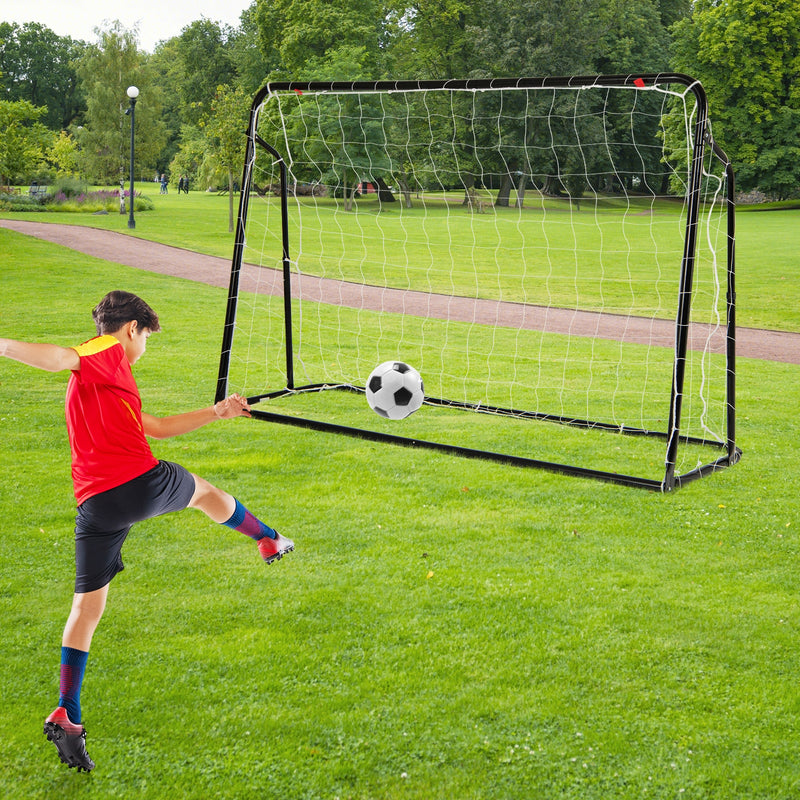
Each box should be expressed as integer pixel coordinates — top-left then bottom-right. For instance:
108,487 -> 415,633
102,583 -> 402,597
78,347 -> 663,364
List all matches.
127,86 -> 140,100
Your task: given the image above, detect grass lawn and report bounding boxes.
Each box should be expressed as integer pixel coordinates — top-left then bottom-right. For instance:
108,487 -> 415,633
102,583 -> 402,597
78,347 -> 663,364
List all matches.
0,201 -> 799,799
3,184 -> 799,333
4,183 -> 242,259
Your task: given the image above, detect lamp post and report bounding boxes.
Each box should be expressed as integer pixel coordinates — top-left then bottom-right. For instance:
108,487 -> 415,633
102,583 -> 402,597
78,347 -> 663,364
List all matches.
126,86 -> 139,229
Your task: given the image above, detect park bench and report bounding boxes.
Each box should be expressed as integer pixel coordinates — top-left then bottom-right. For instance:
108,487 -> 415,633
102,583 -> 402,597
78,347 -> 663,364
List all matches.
29,182 -> 48,198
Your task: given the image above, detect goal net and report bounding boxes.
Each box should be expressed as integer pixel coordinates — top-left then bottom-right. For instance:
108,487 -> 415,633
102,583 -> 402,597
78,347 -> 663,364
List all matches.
216,74 -> 739,491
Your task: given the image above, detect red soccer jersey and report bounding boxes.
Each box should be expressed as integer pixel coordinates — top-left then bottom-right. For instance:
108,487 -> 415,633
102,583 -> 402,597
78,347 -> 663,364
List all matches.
65,335 -> 158,505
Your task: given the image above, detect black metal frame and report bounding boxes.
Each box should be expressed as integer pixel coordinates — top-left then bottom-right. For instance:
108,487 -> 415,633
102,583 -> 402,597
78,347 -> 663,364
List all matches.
216,73 -> 740,492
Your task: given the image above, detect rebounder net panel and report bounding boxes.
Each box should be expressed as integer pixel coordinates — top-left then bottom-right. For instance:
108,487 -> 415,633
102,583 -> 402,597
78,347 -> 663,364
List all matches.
216,75 -> 739,490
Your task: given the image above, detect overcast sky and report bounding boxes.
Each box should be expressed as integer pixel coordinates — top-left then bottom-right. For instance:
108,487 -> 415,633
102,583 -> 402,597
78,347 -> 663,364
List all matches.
0,0 -> 252,52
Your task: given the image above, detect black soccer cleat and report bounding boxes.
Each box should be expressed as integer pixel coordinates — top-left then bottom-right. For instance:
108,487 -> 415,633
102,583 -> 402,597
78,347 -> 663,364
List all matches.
44,707 -> 95,772
258,532 -> 295,565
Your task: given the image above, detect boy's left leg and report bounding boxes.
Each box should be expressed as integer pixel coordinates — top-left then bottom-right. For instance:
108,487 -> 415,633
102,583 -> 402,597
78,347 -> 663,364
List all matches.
44,585 -> 107,772
62,585 -> 109,653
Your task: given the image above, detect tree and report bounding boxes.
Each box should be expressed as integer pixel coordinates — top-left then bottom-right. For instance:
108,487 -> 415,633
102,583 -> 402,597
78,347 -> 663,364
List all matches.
229,3 -> 277,96
146,37 -> 185,173
655,0 -> 691,28
386,0 -> 679,207
171,19 -> 237,125
255,0 -> 386,79
0,99 -> 50,186
150,17 -> 245,174
385,0 -> 479,80
201,84 -> 250,231
0,22 -> 87,130
671,0 -> 800,199
76,22 -> 168,183
47,130 -> 80,176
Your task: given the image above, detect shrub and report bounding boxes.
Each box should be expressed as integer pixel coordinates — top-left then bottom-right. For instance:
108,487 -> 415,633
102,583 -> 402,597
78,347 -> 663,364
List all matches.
41,189 -> 154,213
0,186 -> 153,213
50,175 -> 89,198
0,193 -> 47,212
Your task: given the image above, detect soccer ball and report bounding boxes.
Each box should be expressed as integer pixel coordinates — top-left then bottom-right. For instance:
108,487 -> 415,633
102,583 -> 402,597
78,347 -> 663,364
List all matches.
365,361 -> 424,420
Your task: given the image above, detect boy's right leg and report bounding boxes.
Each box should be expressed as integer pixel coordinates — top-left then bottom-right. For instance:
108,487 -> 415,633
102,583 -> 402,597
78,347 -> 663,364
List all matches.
188,474 -> 294,564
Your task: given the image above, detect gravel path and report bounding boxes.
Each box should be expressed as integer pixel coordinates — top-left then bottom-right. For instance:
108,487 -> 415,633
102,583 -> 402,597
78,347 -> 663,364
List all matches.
3,218 -> 798,365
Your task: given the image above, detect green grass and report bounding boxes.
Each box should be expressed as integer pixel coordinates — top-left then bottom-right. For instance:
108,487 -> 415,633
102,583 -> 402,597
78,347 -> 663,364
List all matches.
232,338 -> 727,485
1,210 -> 800,799
244,194 -> 689,316
2,185 -> 799,332
4,182 -> 241,258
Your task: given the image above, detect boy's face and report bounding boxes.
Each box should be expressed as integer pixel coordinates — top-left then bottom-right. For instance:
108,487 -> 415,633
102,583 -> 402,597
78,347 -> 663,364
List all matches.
115,321 -> 151,365
127,325 -> 151,365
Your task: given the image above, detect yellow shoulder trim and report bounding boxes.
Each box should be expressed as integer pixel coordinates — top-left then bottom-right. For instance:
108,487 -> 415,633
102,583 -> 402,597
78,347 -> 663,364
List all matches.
72,335 -> 120,358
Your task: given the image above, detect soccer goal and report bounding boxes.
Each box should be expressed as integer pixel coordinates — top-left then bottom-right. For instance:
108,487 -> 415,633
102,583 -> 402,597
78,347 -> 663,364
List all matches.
215,74 -> 739,491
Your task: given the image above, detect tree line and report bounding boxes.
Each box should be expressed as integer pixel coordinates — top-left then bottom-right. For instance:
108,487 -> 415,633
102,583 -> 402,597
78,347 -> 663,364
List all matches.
1,0 -> 798,203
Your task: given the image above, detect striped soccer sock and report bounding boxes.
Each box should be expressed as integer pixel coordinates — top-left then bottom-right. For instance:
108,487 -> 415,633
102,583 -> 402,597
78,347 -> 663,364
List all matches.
58,646 -> 89,724
223,498 -> 277,540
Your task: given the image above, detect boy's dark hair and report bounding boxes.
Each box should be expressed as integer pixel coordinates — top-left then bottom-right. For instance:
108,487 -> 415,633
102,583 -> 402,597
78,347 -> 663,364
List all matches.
92,291 -> 161,335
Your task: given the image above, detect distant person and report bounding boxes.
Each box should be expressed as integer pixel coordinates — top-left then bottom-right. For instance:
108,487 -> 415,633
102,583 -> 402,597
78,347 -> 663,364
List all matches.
160,173 -> 168,194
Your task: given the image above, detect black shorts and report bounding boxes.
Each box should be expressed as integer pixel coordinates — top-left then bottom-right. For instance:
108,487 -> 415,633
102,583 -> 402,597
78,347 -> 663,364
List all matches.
74,461 -> 196,593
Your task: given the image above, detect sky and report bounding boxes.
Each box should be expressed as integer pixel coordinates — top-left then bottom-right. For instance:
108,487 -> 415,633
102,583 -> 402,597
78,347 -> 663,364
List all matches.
0,0 -> 253,52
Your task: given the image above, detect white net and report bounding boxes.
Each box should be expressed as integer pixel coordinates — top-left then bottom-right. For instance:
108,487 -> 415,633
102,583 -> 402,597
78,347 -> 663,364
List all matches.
220,76 -> 735,488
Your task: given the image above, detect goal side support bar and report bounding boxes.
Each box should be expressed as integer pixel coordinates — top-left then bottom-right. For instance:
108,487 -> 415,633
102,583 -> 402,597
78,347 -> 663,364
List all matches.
216,133 -> 296,401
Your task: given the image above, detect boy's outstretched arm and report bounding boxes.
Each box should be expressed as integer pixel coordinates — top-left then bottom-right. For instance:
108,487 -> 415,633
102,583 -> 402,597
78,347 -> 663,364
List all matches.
142,393 -> 251,439
0,338 -> 80,372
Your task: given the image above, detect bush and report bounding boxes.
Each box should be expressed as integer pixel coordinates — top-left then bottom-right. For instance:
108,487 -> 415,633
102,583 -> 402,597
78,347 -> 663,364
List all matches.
132,193 -> 154,211
44,188 -> 117,212
50,175 -> 89,198
0,186 -> 154,213
0,193 -> 47,212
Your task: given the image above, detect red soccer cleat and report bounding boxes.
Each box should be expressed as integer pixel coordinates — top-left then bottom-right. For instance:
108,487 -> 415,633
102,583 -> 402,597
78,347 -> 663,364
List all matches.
44,707 -> 95,772
257,532 -> 295,564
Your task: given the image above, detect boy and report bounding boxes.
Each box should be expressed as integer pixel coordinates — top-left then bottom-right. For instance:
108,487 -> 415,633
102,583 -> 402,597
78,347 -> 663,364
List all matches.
0,290 -> 293,772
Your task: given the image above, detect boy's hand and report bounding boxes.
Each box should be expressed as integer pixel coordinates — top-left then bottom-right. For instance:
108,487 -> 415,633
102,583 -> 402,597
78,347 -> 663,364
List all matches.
213,393 -> 252,419
145,394 -> 251,438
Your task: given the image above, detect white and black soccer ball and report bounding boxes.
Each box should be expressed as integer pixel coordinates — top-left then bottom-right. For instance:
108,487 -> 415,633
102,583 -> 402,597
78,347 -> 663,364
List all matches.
365,361 -> 424,420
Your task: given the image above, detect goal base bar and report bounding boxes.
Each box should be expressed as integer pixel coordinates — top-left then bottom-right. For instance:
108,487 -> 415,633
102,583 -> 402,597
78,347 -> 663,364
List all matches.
246,386 -> 739,492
